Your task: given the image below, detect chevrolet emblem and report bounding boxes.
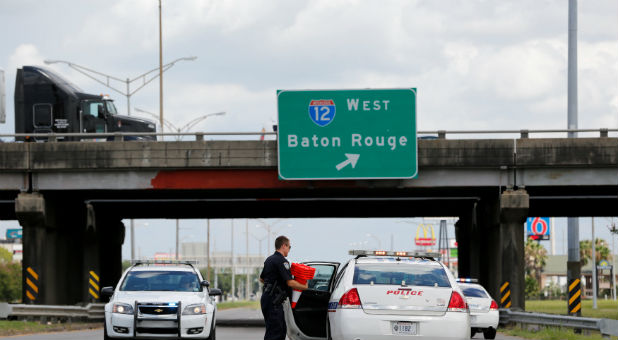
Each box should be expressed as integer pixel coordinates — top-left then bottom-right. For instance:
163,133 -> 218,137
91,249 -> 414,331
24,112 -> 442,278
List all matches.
154,308 -> 163,313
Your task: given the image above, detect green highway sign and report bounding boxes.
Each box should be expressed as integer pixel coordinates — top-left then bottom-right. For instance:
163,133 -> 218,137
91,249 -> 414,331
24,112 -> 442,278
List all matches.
277,88 -> 417,180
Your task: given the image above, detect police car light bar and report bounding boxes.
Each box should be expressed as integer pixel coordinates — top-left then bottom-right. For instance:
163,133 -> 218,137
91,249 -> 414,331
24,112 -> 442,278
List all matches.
349,250 -> 441,259
456,278 -> 479,283
131,260 -> 199,265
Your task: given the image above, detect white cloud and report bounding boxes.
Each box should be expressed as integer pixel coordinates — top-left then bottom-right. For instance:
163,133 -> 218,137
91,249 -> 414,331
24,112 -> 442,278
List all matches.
8,44 -> 45,70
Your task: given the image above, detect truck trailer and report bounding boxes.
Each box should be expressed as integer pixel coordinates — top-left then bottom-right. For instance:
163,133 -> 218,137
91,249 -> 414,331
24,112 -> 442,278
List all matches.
14,66 -> 156,141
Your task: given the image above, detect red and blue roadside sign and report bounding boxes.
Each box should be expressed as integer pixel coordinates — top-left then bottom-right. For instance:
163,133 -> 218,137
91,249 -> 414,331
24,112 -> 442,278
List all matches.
526,217 -> 550,240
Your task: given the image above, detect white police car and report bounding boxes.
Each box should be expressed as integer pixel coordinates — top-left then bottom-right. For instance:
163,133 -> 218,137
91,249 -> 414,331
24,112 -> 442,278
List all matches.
284,250 -> 470,340
456,279 -> 499,339
101,260 -> 221,339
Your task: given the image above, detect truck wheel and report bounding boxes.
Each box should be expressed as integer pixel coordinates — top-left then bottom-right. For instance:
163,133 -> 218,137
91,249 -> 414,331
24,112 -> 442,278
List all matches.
483,327 -> 496,339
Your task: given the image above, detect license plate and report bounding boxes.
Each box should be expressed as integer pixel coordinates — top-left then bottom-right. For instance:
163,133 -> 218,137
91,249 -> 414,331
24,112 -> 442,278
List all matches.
392,321 -> 417,336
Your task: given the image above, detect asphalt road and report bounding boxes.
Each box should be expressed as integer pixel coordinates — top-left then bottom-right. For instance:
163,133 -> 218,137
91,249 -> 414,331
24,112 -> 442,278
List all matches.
2,327 -> 527,340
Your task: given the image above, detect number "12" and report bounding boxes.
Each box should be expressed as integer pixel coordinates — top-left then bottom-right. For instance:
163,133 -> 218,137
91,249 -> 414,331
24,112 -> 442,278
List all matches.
313,106 -> 331,122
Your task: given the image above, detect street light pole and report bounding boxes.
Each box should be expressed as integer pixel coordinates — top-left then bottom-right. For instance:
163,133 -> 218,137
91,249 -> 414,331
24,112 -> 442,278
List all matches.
134,108 -> 225,140
43,56 -> 196,117
159,0 -> 164,132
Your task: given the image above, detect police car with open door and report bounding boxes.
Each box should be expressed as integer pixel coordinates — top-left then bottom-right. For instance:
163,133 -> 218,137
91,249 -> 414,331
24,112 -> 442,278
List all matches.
456,278 -> 499,339
284,250 -> 470,340
101,260 -> 222,339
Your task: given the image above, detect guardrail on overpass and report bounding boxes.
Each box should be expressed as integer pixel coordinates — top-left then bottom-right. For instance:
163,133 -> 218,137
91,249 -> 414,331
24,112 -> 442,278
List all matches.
0,128 -> 616,141
499,309 -> 618,337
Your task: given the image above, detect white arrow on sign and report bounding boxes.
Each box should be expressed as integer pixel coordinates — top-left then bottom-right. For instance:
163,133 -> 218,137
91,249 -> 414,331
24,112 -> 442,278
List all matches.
335,154 -> 360,171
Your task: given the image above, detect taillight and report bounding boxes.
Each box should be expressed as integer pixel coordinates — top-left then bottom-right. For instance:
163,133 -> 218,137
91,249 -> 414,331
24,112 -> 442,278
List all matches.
490,300 -> 498,310
339,288 -> 362,309
447,291 -> 467,312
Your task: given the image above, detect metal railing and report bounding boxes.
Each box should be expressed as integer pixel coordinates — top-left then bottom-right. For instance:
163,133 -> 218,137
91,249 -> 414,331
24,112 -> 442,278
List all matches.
0,302 -> 104,321
500,309 -> 618,337
0,128 -> 616,141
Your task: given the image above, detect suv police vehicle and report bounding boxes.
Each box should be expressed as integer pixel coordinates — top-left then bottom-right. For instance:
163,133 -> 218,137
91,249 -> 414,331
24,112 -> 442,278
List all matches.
456,278 -> 499,339
284,250 -> 470,340
101,260 -> 221,339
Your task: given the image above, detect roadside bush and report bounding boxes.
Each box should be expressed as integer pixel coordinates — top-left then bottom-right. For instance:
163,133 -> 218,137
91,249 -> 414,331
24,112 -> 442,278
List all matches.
525,275 -> 540,299
0,261 -> 21,302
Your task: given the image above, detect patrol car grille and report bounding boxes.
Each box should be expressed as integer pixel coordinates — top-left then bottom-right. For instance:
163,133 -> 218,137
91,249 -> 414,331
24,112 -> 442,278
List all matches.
136,327 -> 178,334
139,306 -> 178,315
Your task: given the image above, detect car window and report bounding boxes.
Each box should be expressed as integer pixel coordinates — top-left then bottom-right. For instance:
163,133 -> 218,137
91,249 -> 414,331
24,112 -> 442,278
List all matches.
307,265 -> 336,291
461,286 -> 488,298
120,271 -> 201,292
353,263 -> 451,287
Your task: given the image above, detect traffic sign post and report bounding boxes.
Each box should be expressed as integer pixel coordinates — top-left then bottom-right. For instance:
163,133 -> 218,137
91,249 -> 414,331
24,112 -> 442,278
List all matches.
277,89 -> 417,180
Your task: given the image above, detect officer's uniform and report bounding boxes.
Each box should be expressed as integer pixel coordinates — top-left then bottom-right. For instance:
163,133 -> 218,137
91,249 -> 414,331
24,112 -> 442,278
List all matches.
260,251 -> 292,340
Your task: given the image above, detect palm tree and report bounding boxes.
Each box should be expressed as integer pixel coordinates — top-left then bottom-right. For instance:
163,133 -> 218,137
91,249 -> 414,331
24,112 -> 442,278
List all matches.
580,239 -> 612,267
525,238 -> 547,284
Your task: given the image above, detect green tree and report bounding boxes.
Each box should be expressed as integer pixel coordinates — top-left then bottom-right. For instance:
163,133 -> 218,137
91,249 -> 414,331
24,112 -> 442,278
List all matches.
0,248 -> 22,302
580,238 -> 612,267
0,247 -> 12,263
525,238 -> 547,285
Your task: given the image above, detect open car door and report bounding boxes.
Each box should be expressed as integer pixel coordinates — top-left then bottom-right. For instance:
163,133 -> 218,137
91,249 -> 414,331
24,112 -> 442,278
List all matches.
285,261 -> 340,340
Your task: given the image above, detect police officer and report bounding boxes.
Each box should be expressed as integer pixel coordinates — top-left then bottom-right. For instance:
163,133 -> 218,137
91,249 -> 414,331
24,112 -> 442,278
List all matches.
259,235 -> 308,340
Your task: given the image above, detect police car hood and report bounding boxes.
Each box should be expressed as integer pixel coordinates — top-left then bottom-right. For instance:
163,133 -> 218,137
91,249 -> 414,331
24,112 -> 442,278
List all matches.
113,291 -> 206,305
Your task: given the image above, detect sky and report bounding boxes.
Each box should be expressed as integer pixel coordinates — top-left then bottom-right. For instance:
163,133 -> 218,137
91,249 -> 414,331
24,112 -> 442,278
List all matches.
1,0 -> 618,264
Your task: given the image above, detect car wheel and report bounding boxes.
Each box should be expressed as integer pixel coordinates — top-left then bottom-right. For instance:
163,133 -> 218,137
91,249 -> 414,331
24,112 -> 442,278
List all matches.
103,322 -> 111,340
206,318 -> 216,340
483,327 -> 496,340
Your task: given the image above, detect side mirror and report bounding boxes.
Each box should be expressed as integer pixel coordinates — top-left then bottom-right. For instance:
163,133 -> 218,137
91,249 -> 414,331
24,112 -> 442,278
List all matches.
201,280 -> 210,288
209,288 -> 222,297
101,286 -> 115,297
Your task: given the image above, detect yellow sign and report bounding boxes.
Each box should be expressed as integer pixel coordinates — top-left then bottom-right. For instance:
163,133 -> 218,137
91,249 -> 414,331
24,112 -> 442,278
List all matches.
414,224 -> 436,246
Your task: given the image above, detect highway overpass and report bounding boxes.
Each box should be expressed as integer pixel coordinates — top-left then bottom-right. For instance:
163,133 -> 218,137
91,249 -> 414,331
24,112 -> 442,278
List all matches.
1,137 -> 617,308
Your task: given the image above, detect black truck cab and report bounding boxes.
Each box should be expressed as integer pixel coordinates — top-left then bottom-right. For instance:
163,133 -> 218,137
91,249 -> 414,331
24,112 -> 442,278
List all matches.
14,66 -> 156,141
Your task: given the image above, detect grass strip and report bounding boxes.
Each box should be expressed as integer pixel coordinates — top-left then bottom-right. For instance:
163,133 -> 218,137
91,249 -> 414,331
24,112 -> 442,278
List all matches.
0,320 -> 101,336
526,299 -> 618,320
217,300 -> 260,310
501,325 -> 612,340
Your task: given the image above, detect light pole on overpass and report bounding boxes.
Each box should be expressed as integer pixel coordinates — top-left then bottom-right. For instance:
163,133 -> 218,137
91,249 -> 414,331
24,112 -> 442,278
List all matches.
43,56 -> 197,119
134,108 -> 226,140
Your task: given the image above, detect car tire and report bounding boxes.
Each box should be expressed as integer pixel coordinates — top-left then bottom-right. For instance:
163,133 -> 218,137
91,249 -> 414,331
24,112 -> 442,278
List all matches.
483,327 -> 496,339
103,322 -> 111,340
206,317 -> 216,340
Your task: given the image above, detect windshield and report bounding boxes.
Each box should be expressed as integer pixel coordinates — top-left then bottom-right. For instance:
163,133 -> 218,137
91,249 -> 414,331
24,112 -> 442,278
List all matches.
120,270 -> 202,292
353,263 -> 451,287
104,100 -> 117,115
461,285 -> 488,298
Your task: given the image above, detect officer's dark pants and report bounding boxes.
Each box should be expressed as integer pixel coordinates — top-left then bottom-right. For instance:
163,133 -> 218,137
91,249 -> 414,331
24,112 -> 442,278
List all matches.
261,293 -> 286,340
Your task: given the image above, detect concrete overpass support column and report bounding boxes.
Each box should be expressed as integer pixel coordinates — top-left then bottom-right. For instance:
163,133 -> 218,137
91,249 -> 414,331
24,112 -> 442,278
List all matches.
15,193 -> 48,304
97,217 -> 125,292
455,212 -> 473,278
476,197 -> 501,304
499,189 -> 529,311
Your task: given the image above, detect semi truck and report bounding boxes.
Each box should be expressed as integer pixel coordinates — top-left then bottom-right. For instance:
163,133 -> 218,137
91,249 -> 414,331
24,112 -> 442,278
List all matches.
11,66 -> 156,141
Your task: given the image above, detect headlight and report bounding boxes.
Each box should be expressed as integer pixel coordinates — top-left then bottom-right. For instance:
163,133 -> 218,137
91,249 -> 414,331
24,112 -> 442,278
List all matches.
112,303 -> 134,314
182,303 -> 206,315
